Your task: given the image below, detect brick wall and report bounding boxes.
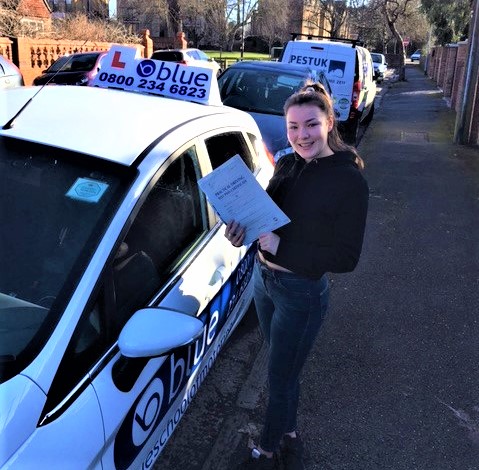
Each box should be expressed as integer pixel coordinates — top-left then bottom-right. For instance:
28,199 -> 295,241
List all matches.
443,45 -> 458,98
0,38 -> 14,61
451,42 -> 468,112
421,40 -> 477,145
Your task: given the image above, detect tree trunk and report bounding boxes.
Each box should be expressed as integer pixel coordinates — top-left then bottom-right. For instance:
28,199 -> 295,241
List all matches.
383,3 -> 407,81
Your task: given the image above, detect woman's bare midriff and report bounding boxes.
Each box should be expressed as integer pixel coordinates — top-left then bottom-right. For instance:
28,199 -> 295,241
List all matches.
257,251 -> 293,273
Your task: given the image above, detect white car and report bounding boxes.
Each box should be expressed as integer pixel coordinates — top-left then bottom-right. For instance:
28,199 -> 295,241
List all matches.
0,46 -> 273,469
410,50 -> 421,62
370,52 -> 387,83
150,48 -> 222,76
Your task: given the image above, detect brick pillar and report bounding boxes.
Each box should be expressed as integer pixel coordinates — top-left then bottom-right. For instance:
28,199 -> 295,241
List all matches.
451,41 -> 468,112
141,29 -> 154,58
174,32 -> 187,49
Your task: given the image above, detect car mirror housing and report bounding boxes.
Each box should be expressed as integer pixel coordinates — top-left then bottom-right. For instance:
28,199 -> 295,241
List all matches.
118,307 -> 204,358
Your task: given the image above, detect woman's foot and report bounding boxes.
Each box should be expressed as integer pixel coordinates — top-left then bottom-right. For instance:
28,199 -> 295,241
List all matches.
236,443 -> 279,469
281,433 -> 305,470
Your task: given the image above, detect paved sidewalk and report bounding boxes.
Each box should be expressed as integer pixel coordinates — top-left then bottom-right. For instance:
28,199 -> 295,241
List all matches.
298,64 -> 479,469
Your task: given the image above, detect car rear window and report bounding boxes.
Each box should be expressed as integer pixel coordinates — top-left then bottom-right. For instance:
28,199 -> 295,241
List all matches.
151,51 -> 183,62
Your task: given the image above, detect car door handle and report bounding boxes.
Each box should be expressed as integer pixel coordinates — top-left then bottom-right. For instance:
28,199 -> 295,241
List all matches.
208,265 -> 227,288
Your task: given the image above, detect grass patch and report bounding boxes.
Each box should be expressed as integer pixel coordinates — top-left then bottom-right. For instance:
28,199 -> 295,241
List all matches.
205,50 -> 270,61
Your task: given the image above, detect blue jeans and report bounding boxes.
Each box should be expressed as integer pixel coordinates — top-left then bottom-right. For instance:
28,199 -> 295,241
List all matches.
253,256 -> 330,452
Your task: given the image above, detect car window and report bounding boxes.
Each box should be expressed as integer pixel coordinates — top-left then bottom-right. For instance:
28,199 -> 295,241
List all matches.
113,147 -> 205,324
187,50 -> 201,60
151,51 -> 183,62
42,147 -> 207,417
205,131 -> 255,172
197,50 -> 210,61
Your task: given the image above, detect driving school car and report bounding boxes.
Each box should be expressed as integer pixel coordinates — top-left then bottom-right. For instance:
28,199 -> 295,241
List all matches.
0,46 -> 273,469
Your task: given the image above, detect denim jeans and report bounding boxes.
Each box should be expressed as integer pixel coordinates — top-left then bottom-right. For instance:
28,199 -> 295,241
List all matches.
253,256 -> 330,452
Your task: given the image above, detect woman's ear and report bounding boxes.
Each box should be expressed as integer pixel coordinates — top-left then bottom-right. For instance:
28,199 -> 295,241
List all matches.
327,116 -> 334,132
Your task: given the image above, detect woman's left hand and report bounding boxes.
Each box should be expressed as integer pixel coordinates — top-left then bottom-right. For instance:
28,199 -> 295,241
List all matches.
225,220 -> 245,247
258,232 -> 280,255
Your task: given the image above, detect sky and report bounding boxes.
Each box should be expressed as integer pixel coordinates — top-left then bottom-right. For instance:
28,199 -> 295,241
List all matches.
109,0 -> 116,18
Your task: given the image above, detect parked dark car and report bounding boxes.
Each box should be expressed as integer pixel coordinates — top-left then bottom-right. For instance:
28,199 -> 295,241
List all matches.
33,51 -> 107,86
0,56 -> 24,89
218,60 -> 333,162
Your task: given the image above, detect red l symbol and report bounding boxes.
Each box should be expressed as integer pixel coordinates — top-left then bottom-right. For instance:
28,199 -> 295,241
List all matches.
112,51 -> 126,69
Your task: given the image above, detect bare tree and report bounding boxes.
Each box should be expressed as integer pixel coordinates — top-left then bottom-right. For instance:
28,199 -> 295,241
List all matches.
52,13 -> 140,42
254,0 -> 288,51
376,0 -> 418,80
117,0 -> 169,37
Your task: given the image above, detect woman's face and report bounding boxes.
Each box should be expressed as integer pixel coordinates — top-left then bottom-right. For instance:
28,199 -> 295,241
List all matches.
286,104 -> 333,162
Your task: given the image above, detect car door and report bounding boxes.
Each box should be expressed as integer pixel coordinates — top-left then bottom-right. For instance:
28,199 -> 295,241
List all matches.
92,132 -> 259,470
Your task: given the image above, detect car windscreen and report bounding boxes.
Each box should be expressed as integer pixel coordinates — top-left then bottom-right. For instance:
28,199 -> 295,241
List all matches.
0,137 -> 134,383
46,53 -> 100,73
371,54 -> 382,63
218,69 -> 306,115
151,51 -> 183,62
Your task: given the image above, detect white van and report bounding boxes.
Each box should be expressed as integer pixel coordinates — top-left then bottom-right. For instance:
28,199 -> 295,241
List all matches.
280,35 -> 377,144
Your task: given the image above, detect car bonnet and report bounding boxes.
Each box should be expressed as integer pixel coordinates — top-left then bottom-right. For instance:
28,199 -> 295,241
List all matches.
0,86 -> 226,165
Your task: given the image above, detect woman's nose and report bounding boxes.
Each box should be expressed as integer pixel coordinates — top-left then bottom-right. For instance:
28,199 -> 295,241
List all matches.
298,126 -> 309,138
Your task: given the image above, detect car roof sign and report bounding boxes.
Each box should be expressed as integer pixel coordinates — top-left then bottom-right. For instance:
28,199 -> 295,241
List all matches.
91,45 -> 222,106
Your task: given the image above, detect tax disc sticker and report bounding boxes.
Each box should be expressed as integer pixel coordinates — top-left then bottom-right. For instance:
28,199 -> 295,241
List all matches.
66,177 -> 109,203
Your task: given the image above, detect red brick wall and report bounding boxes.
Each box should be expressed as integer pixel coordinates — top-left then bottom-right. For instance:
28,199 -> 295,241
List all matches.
471,78 -> 479,144
0,38 -> 14,61
443,45 -> 458,98
451,41 -> 468,112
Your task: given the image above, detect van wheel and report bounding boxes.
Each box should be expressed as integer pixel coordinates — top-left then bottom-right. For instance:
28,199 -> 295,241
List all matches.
344,120 -> 360,145
363,102 -> 375,125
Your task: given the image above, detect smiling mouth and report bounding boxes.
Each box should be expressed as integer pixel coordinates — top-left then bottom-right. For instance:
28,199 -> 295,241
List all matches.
298,142 -> 314,149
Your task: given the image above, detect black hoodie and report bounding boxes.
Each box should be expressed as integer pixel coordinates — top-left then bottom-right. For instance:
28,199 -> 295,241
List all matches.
260,151 -> 369,279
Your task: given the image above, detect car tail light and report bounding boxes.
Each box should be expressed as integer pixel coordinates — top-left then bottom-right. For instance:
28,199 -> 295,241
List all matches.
180,60 -> 187,65
351,80 -> 361,109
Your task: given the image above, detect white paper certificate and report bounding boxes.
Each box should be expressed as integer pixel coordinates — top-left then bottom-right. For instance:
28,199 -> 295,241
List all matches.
198,155 -> 290,244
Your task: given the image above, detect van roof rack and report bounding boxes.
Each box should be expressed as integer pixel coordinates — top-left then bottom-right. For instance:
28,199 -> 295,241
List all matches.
289,33 -> 363,47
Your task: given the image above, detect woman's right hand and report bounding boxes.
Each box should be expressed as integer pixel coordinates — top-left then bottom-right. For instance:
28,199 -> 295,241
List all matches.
225,220 -> 245,247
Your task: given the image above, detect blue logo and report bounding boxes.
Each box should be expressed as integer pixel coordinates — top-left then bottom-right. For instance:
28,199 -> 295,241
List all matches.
137,60 -> 156,78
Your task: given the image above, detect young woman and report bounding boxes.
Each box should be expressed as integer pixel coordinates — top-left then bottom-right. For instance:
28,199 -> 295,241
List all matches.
225,81 -> 369,470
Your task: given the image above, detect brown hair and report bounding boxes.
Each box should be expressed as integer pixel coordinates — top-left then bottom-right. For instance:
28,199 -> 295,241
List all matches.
284,80 -> 364,169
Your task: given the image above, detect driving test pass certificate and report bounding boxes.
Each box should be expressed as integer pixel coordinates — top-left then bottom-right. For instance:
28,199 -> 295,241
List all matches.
198,155 -> 290,245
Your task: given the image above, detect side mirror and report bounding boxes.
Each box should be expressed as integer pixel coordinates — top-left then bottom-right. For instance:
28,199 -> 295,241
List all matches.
118,307 -> 204,358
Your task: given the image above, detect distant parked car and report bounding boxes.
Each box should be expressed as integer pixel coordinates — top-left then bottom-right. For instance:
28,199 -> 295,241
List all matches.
218,60 -> 333,162
371,52 -> 388,83
0,55 -> 24,89
410,50 -> 422,62
33,51 -> 107,86
150,48 -> 222,76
